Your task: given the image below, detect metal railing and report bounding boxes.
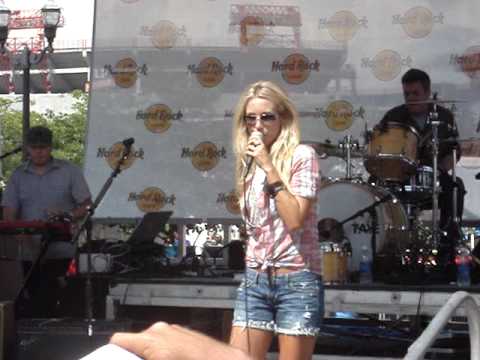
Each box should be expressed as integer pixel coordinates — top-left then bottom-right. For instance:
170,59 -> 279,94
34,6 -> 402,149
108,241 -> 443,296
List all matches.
404,291 -> 480,360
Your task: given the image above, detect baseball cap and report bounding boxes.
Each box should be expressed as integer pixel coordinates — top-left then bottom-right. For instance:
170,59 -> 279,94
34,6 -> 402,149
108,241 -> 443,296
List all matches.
26,126 -> 53,146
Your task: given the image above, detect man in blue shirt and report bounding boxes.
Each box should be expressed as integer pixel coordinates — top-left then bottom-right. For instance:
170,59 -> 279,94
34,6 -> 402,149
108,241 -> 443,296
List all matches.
2,126 -> 92,317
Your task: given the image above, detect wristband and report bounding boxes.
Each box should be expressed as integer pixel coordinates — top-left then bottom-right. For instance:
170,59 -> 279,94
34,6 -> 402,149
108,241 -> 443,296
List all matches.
265,181 -> 285,198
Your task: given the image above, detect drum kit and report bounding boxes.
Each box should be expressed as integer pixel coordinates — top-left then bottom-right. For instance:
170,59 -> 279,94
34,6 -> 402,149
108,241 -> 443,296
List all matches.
308,99 -> 469,284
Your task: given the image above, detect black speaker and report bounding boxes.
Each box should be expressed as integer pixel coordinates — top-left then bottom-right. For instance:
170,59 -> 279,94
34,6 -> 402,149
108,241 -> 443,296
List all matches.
227,241 -> 245,270
16,319 -> 132,360
0,302 -> 14,360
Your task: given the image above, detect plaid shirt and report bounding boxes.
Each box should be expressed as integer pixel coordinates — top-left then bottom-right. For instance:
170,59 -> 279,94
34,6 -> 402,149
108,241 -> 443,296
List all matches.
243,144 -> 322,274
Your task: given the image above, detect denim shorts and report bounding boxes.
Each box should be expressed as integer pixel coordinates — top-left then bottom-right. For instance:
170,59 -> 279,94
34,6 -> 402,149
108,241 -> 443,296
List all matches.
232,268 -> 324,336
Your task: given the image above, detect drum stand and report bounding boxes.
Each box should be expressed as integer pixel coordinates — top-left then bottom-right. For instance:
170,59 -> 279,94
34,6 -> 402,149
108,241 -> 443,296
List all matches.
428,98 -> 442,252
338,135 -> 359,180
449,116 -> 464,244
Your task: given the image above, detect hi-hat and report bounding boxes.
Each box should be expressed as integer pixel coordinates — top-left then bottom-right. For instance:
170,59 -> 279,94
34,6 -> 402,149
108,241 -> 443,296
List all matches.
302,141 -> 365,158
406,99 -> 466,105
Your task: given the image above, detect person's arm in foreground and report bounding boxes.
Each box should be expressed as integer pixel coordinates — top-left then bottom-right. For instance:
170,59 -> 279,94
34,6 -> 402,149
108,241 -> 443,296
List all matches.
110,322 -> 253,360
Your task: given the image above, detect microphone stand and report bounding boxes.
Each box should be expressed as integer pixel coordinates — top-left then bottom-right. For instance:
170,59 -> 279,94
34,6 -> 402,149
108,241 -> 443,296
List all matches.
335,194 -> 393,260
70,141 -> 133,337
338,194 -> 392,228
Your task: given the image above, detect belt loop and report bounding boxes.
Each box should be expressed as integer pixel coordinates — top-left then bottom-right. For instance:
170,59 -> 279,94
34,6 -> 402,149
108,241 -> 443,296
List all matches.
254,271 -> 259,285
267,267 -> 273,288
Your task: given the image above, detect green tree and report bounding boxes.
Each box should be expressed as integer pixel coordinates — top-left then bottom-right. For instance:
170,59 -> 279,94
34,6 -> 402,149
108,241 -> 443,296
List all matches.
0,90 -> 88,183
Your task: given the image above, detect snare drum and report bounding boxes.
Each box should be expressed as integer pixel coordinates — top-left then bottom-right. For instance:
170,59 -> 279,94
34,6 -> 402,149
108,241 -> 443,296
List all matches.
365,122 -> 419,182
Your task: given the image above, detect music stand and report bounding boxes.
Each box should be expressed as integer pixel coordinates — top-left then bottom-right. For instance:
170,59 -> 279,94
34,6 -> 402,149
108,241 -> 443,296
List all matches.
128,211 -> 172,246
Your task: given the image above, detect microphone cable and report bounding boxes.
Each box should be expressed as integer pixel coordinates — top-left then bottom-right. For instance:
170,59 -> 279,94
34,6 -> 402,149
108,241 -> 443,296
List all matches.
242,164 -> 252,355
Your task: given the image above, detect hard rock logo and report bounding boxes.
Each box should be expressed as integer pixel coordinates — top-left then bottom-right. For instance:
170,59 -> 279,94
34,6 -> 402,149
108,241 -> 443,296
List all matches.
272,53 -> 320,85
182,142 -> 227,172
188,57 -> 233,88
217,191 -> 241,215
98,142 -> 144,170
136,104 -> 183,134
319,10 -> 367,43
151,20 -> 178,49
457,46 -> 480,79
393,7 -> 443,39
104,58 -> 148,88
130,187 -> 175,213
324,101 -> 354,131
362,50 -> 412,82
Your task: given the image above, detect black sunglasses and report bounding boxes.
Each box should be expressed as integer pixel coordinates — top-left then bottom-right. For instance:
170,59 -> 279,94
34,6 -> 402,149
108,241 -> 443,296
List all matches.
244,112 -> 277,124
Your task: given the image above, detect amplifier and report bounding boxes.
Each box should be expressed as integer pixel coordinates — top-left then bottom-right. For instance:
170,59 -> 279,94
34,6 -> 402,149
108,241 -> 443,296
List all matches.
78,254 -> 112,273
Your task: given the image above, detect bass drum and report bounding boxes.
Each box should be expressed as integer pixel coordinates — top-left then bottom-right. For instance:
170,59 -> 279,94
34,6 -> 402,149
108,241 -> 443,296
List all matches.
317,180 -> 408,272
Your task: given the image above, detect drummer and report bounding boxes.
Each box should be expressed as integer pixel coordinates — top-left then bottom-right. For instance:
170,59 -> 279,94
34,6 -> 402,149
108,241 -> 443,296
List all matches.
377,68 -> 466,256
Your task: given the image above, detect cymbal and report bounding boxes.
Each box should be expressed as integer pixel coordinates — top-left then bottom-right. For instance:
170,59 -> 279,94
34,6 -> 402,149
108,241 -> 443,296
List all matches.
302,141 -> 365,158
406,99 -> 466,105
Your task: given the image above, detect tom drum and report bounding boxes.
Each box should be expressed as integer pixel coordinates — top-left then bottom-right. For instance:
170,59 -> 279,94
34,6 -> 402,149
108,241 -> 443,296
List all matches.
365,122 -> 418,182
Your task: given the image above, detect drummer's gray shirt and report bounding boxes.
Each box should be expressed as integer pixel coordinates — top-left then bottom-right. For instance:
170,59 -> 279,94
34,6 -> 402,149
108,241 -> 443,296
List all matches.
1,158 -> 91,260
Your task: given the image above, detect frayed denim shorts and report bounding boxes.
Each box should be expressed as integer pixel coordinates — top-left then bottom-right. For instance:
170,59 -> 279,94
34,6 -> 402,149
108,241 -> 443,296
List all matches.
232,267 -> 324,336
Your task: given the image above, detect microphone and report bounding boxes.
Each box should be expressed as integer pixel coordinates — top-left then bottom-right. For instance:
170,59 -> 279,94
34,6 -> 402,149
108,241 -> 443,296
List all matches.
244,131 -> 264,177
122,137 -> 135,148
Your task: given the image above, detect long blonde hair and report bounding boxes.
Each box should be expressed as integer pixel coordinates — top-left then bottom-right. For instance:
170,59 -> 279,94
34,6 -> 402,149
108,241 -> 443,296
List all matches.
232,81 -> 300,195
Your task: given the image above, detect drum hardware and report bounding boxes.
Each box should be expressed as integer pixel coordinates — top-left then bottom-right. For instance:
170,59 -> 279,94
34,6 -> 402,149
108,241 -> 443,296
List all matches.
386,165 -> 434,206
338,135 -> 360,180
450,115 -> 461,231
426,93 -> 442,252
318,181 -> 408,272
321,190 -> 397,266
451,146 -> 459,230
406,99 -> 466,105
302,140 -> 365,159
304,139 -> 365,182
336,193 -> 394,262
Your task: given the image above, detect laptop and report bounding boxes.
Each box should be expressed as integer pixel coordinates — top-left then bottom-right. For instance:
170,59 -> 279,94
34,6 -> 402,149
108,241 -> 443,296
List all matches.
128,211 -> 172,245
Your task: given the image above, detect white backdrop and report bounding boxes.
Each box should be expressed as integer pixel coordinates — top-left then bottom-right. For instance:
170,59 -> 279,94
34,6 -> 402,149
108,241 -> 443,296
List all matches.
84,0 -> 480,221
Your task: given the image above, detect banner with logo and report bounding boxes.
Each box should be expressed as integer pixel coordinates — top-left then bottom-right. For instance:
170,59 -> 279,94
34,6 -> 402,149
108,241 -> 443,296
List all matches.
85,0 -> 480,221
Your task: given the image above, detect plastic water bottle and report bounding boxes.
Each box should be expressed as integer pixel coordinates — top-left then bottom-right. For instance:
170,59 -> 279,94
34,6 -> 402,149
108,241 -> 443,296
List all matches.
359,245 -> 373,284
455,246 -> 472,287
